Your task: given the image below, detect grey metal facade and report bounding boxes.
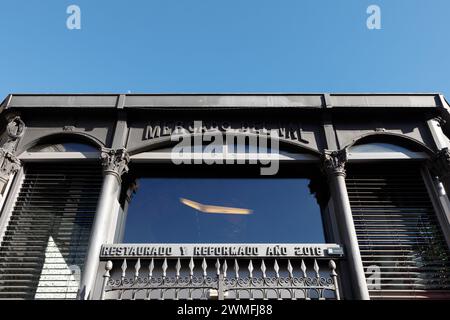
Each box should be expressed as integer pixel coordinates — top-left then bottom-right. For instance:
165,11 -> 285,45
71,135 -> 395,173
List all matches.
0,93 -> 449,300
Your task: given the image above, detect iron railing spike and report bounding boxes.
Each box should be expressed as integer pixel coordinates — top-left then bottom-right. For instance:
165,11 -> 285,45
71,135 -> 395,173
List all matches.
176,258 -> 181,279
189,257 -> 195,278
162,258 -> 168,278
202,258 -> 207,278
121,259 -> 127,281
301,259 -> 307,277
223,260 -> 228,278
287,259 -> 293,278
215,259 -> 220,276
274,259 -> 280,278
314,259 -> 320,277
135,258 -> 141,280
149,258 -> 154,278
261,260 -> 267,278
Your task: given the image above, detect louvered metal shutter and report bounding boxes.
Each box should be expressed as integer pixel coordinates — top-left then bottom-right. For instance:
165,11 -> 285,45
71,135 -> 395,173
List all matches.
346,163 -> 450,299
0,163 -> 102,300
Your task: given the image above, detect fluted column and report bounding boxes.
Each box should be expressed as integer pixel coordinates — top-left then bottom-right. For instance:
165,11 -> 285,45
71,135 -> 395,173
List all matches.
78,148 -> 130,299
322,149 -> 370,300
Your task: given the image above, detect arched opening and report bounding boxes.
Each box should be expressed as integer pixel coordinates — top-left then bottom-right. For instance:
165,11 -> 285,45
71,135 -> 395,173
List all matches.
27,135 -> 100,152
1,134 -> 103,299
29,141 -> 99,153
118,136 -> 329,245
18,134 -> 102,161
347,134 -> 432,161
344,135 -> 450,299
18,133 -> 103,155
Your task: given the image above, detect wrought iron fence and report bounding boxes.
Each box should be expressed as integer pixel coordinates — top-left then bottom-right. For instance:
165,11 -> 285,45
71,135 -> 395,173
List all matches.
100,256 -> 341,300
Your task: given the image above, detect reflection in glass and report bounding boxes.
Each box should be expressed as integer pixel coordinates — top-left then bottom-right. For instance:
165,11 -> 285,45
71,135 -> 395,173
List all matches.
180,197 -> 253,215
123,178 -> 325,243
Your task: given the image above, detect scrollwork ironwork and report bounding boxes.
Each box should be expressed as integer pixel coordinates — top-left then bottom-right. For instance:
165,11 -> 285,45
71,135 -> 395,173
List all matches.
101,257 -> 341,300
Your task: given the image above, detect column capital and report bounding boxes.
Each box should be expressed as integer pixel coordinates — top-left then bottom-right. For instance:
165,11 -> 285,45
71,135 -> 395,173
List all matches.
0,148 -> 21,184
432,115 -> 447,127
429,147 -> 450,179
100,148 -> 130,182
322,149 -> 348,178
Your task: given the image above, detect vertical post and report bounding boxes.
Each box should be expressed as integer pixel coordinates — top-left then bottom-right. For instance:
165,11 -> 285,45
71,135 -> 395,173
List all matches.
0,115 -> 24,196
430,148 -> 450,197
100,261 -> 113,300
427,117 -> 450,150
329,260 -> 340,300
322,149 -> 370,300
78,148 -> 130,300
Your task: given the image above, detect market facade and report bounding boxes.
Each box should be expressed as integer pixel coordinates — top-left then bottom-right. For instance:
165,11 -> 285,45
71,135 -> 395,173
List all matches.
0,93 -> 449,300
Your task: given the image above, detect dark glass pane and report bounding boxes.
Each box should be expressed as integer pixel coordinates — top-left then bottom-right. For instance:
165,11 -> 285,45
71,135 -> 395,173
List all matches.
124,178 -> 325,243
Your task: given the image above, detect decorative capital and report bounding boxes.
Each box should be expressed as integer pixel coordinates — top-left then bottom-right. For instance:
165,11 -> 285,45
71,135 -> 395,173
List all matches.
6,116 -> 25,139
0,149 -> 21,184
429,147 -> 450,179
322,149 -> 348,177
432,116 -> 447,127
101,148 -> 130,181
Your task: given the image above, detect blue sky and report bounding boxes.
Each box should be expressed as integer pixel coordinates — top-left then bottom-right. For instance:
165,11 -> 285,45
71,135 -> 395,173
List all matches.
0,0 -> 449,99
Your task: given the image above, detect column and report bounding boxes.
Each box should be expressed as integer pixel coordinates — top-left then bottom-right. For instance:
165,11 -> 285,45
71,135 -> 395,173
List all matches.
427,117 -> 450,150
430,148 -> 450,195
322,149 -> 370,300
78,148 -> 130,300
0,149 -> 21,196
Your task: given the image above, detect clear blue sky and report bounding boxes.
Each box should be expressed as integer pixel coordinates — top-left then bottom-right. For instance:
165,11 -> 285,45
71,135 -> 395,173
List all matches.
1,0 -> 449,99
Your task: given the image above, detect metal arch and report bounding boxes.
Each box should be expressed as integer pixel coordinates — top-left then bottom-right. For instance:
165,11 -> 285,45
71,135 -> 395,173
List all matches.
127,131 -> 322,157
16,131 -> 105,155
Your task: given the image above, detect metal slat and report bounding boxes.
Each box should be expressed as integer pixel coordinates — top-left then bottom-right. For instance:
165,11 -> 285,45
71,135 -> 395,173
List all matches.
0,163 -> 102,300
346,164 -> 450,300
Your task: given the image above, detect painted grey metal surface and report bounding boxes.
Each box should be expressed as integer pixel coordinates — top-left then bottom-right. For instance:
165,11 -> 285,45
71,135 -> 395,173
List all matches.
78,173 -> 120,299
78,148 -> 131,299
2,93 -> 444,109
323,150 -> 370,300
0,93 -> 449,300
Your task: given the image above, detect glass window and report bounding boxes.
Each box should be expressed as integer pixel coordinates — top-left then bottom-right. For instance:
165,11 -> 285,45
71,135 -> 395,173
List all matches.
29,142 -> 98,152
350,142 -> 417,153
123,177 -> 325,243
